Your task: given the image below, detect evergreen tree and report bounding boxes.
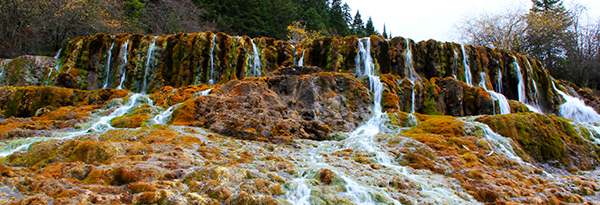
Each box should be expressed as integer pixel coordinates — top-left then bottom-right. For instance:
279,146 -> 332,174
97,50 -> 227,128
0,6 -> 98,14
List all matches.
351,10 -> 365,37
326,0 -> 351,36
365,16 -> 378,36
525,0 -> 573,79
382,24 -> 388,39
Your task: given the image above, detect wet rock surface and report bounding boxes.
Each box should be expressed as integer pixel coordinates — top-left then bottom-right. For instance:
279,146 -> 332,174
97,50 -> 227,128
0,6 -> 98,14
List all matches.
171,71 -> 371,142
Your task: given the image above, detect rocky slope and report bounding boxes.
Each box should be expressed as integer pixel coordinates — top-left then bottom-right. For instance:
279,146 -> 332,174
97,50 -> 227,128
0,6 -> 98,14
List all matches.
0,32 -> 600,204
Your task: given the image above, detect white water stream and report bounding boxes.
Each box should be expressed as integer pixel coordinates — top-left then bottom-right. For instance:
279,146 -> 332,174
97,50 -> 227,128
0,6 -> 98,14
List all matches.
141,36 -> 159,93
116,40 -> 130,90
251,39 -> 262,77
102,43 -> 115,89
461,45 -> 473,87
44,49 -> 62,86
285,38 -> 479,204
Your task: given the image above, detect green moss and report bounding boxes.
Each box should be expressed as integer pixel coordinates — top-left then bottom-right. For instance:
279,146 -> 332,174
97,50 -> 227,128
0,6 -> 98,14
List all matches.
424,97 -> 441,115
475,113 -> 583,165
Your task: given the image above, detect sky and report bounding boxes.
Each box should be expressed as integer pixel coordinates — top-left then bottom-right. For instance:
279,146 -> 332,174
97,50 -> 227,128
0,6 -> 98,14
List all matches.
343,0 -> 600,43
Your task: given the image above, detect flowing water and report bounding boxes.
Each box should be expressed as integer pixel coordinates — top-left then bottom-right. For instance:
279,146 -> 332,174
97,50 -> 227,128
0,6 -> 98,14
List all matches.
103,42 -> 115,89
284,38 -> 479,204
461,45 -> 473,87
141,36 -> 159,93
251,39 -> 262,77
298,49 -> 305,67
497,68 -> 503,93
0,93 -> 153,157
44,49 -> 62,86
208,35 -> 217,85
291,45 -> 296,65
479,72 -> 510,114
116,40 -> 130,90
152,88 -> 213,125
512,57 -> 541,113
552,82 -> 600,124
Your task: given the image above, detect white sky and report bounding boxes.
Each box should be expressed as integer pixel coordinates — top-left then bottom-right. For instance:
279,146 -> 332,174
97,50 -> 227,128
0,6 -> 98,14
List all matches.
343,0 -> 600,43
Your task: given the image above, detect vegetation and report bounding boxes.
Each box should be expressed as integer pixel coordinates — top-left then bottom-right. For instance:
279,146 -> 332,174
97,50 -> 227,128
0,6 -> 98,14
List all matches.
0,0 -> 385,58
454,0 -> 600,89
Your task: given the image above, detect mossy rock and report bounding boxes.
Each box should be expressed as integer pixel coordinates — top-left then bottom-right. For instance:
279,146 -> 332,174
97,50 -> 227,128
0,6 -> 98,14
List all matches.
476,113 -> 599,169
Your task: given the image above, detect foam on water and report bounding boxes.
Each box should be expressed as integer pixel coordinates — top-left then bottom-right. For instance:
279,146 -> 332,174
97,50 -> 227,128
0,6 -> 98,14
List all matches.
552,81 -> 600,124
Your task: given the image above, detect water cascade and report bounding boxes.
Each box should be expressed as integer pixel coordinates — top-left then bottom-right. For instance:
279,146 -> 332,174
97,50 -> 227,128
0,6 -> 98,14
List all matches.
512,57 -> 541,113
405,39 -> 418,113
44,49 -> 62,86
102,43 -> 115,89
525,60 -> 542,111
141,36 -> 158,93
497,68 -> 503,93
552,82 -> 600,124
479,72 -> 510,114
291,45 -> 296,65
463,119 -> 526,163
452,50 -> 458,78
152,88 -> 213,125
298,49 -> 305,67
0,93 -> 153,157
285,38 -> 478,204
461,45 -> 473,87
116,40 -> 130,90
0,59 -> 12,82
209,35 -> 217,85
251,39 -> 262,77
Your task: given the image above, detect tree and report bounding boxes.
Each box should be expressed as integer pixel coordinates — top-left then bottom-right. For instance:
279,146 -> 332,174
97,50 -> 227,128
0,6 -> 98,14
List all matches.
365,16 -> 378,36
287,21 -> 324,44
562,4 -> 600,88
524,0 -> 573,79
452,6 -> 528,52
326,0 -> 351,36
138,0 -> 208,34
351,10 -> 365,37
0,0 -> 124,58
382,24 -> 388,39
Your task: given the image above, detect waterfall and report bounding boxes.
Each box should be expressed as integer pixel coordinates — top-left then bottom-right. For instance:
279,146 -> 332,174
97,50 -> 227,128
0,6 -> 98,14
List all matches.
208,35 -> 217,85
0,93 -> 153,157
285,38 -> 478,204
512,57 -> 541,113
298,49 -> 305,67
405,39 -> 418,81
116,40 -> 130,90
497,68 -> 503,93
453,50 -> 458,78
0,59 -> 11,86
291,45 -> 296,65
251,39 -> 262,77
44,49 -> 62,86
152,88 -> 213,125
479,72 -> 510,114
102,43 -> 115,89
463,119 -> 525,163
461,45 -> 473,87
141,36 -> 158,93
552,82 -> 600,124
525,60 -> 542,111
404,39 -> 418,113
355,38 -> 375,76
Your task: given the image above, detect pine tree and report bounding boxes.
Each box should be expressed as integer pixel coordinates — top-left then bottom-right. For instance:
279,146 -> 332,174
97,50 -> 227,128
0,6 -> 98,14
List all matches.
365,16 -> 378,36
351,10 -> 365,37
327,0 -> 351,36
382,24 -> 388,39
